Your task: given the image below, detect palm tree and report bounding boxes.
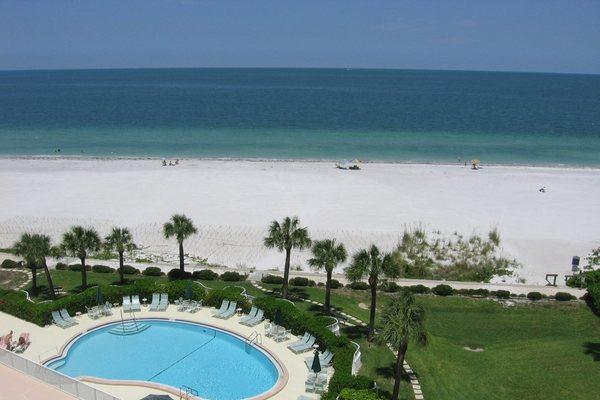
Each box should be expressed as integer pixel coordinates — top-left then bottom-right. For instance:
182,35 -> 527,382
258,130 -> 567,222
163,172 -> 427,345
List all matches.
60,226 -> 101,289
104,227 -> 136,284
13,233 -> 56,299
264,216 -> 311,299
163,214 -> 197,272
308,239 -> 347,314
345,244 -> 399,341
378,291 -> 428,400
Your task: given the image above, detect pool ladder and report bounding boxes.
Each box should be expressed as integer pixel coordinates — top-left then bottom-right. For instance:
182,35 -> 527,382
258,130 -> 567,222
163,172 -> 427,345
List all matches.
179,385 -> 199,399
245,330 -> 262,351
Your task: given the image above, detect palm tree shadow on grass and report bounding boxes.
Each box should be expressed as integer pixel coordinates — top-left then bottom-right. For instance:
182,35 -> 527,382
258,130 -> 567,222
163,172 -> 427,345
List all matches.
583,342 -> 600,361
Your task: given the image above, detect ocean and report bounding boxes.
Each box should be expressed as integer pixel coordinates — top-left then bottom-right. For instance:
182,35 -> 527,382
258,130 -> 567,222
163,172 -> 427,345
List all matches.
0,68 -> 599,166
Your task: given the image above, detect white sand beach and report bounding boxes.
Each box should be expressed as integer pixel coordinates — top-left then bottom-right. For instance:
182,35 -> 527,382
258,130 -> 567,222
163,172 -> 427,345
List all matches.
1,158 -> 599,285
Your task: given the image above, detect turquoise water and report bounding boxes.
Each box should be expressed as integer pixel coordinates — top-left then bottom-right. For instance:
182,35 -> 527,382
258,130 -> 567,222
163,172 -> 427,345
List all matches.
46,320 -> 279,400
1,68 -> 599,165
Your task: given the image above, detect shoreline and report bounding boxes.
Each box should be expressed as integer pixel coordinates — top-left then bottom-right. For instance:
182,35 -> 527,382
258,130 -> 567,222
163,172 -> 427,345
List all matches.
1,154 -> 599,170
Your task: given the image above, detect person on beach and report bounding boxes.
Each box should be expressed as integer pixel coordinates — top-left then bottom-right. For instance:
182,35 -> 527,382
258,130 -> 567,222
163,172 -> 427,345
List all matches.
162,160 -> 167,166
3,330 -> 13,349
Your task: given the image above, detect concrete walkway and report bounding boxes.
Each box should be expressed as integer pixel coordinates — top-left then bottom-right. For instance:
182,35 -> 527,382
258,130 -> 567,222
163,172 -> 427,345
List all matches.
0,363 -> 76,400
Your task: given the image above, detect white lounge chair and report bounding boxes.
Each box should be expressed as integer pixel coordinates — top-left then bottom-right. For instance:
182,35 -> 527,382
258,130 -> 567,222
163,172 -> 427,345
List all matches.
274,328 -> 291,342
158,293 -> 169,311
131,295 -> 141,312
242,309 -> 264,327
217,301 -> 237,319
60,309 -> 78,326
122,296 -> 131,312
213,300 -> 230,317
288,332 -> 310,350
51,311 -> 71,328
291,335 -> 316,353
187,300 -> 201,313
103,302 -> 113,316
86,306 -> 100,319
149,293 -> 160,311
239,307 -> 258,324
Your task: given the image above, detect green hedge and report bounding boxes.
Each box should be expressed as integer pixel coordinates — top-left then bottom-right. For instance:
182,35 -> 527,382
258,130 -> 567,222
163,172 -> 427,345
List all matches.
252,296 -> 373,399
192,269 -> 219,280
261,274 -> 284,284
68,264 -> 91,272
527,291 -> 543,301
142,267 -> 164,276
554,292 -> 576,301
122,265 -> 140,275
220,271 -> 247,282
92,265 -> 116,273
349,281 -> 369,290
330,279 -> 344,289
1,259 -> 20,269
289,276 -> 316,287
0,280 -> 249,327
432,284 -> 453,296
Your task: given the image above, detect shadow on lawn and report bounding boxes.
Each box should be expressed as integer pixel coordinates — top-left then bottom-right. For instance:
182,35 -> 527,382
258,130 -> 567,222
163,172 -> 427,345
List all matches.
583,342 -> 600,361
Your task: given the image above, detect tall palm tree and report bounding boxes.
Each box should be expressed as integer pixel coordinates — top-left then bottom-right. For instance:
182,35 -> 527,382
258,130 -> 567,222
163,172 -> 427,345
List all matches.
345,244 -> 399,341
308,239 -> 347,314
104,227 -> 136,284
163,214 -> 197,272
264,216 -> 311,299
13,233 -> 56,299
378,291 -> 428,400
60,226 -> 101,289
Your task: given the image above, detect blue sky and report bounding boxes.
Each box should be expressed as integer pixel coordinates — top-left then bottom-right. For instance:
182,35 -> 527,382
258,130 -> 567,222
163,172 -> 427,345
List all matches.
1,0 -> 599,73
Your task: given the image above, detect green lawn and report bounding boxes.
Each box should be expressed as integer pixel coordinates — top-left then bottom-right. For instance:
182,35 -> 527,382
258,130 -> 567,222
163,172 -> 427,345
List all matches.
269,284 -> 600,400
0,269 -> 29,290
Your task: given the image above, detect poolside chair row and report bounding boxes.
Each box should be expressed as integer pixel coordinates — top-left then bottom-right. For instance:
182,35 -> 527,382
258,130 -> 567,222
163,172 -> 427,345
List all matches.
213,300 -> 237,319
123,295 -> 141,312
149,293 -> 170,311
176,298 -> 201,313
52,309 -> 78,328
239,306 -> 264,327
288,332 -> 316,354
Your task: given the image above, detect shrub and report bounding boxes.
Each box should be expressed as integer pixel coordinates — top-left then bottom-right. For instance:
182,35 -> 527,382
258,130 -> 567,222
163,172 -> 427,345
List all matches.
456,288 -> 489,297
1,259 -> 20,269
55,262 -> 68,270
91,265 -> 115,273
527,291 -> 543,301
192,269 -> 219,280
330,279 -> 343,289
348,281 -> 370,290
566,275 -> 585,288
261,274 -> 284,284
168,269 -> 192,280
381,281 -> 401,293
494,290 -> 511,299
142,267 -> 164,276
407,284 -> 431,294
220,271 -> 246,282
555,292 -> 576,301
585,283 -> 600,314
290,276 -> 310,286
432,284 -> 454,296
339,388 -> 384,400
68,264 -> 91,272
252,296 -> 372,400
122,265 -> 140,275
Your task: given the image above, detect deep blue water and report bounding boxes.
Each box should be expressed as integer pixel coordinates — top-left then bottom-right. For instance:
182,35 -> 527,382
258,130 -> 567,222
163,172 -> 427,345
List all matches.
1,68 -> 599,165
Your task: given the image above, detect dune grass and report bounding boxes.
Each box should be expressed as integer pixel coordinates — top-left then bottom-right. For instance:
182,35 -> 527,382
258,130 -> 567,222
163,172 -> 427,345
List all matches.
275,284 -> 600,400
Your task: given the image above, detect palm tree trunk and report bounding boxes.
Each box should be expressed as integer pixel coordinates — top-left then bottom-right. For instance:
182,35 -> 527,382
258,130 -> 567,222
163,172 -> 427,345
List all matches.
179,241 -> 185,272
367,275 -> 378,341
282,247 -> 291,299
392,338 -> 409,400
42,259 -> 56,300
118,251 -> 125,284
325,269 -> 332,314
30,264 -> 37,295
80,256 -> 87,289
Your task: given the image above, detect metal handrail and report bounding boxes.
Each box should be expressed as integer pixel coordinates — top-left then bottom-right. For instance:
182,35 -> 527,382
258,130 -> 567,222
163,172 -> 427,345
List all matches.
245,330 -> 262,350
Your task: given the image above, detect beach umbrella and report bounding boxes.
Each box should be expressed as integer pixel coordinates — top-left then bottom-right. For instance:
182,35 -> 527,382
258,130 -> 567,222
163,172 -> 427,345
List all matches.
96,286 -> 104,305
274,308 -> 283,326
310,349 -> 322,374
184,281 -> 193,300
140,395 -> 173,400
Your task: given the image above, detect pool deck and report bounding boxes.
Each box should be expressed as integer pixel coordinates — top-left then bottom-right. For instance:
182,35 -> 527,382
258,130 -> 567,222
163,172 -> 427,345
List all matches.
0,363 -> 77,400
0,305 -> 323,400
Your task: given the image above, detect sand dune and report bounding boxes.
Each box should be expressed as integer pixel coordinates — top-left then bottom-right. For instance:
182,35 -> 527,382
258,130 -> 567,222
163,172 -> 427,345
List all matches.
1,158 -> 599,285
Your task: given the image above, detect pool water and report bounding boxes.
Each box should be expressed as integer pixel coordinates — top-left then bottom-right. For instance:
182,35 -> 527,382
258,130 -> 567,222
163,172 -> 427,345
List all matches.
46,319 -> 280,400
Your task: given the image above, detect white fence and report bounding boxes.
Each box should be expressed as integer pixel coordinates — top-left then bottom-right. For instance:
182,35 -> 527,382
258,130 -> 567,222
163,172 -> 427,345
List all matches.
351,341 -> 362,375
0,348 -> 120,400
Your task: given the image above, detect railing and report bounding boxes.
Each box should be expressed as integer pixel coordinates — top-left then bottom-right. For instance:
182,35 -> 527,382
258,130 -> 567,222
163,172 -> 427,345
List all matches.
245,331 -> 262,350
0,347 -> 120,400
325,317 -> 341,337
180,384 -> 199,399
351,341 -> 362,376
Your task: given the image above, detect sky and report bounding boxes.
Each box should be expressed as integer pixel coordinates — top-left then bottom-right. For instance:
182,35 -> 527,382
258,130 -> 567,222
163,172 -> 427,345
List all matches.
1,0 -> 599,74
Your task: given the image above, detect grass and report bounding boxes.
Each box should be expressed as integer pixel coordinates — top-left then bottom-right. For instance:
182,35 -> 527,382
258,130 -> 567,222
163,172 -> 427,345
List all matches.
270,283 -> 600,400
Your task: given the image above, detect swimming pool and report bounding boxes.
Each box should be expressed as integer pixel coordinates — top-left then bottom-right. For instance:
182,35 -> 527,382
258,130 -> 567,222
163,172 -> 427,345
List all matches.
45,319 -> 282,400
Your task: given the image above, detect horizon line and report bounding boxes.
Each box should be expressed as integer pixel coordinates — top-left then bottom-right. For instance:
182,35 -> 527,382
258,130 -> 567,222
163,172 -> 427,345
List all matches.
1,66 -> 598,77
